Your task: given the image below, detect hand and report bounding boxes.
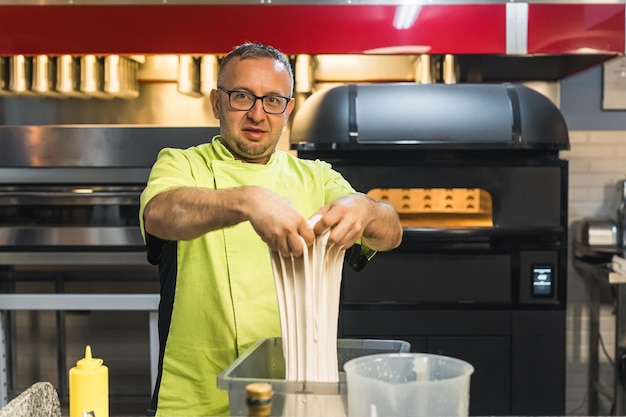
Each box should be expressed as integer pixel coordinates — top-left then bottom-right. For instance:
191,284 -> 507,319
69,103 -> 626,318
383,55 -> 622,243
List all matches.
247,187 -> 315,257
312,194 -> 371,249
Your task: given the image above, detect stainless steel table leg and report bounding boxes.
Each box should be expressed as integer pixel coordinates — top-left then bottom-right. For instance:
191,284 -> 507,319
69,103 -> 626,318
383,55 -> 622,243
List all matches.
615,284 -> 626,415
588,279 -> 600,415
55,274 -> 67,402
0,311 -> 7,407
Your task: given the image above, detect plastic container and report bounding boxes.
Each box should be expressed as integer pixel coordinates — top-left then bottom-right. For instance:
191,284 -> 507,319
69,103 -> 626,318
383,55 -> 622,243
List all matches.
69,345 -> 109,417
344,353 -> 474,417
217,337 -> 411,417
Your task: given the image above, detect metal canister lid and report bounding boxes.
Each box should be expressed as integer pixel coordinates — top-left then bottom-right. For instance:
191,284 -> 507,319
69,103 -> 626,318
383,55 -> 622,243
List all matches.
246,383 -> 272,416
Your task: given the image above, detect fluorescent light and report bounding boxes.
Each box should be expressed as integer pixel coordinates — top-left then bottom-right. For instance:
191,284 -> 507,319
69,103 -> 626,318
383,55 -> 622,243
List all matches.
393,5 -> 422,30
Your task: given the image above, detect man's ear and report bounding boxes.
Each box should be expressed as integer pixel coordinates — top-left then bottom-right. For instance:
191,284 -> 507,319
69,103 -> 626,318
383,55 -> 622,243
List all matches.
210,89 -> 220,119
284,97 -> 296,119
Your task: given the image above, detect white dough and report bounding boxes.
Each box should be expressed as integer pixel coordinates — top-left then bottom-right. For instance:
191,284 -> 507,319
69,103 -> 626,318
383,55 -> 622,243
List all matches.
270,214 -> 346,383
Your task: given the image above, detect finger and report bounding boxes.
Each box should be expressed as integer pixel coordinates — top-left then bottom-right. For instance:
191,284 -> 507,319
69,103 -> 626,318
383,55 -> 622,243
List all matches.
278,238 -> 292,258
267,234 -> 290,258
298,222 -> 315,246
328,223 -> 360,248
311,207 -> 334,234
313,215 -> 336,235
287,234 -> 305,257
312,205 -> 329,218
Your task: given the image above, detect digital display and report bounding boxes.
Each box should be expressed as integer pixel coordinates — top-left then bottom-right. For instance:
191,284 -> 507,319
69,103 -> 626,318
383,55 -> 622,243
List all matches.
532,266 -> 554,297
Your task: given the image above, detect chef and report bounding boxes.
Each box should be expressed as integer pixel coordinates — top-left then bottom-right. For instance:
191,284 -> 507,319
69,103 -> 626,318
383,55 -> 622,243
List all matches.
139,42 -> 403,417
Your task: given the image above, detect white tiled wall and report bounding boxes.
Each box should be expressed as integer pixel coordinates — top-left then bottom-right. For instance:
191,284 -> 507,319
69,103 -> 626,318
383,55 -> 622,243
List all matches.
564,129 -> 626,415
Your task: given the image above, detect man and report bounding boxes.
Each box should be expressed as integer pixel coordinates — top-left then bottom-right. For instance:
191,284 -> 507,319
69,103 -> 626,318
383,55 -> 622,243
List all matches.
140,42 -> 402,417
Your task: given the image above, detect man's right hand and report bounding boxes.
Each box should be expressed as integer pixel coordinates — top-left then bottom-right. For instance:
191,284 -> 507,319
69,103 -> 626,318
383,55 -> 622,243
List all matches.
246,187 -> 315,257
144,186 -> 316,257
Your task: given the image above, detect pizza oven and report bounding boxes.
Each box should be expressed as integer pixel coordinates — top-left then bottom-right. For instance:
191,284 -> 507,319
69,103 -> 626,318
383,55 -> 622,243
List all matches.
291,82 -> 570,416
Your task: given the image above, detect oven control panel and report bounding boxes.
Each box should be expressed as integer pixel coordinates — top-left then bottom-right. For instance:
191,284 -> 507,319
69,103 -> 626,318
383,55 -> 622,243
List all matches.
531,266 -> 554,297
520,251 -> 559,304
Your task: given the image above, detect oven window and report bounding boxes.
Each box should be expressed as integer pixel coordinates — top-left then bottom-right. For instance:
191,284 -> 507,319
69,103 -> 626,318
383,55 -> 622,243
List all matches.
0,185 -> 142,227
0,204 -> 139,227
367,188 -> 493,228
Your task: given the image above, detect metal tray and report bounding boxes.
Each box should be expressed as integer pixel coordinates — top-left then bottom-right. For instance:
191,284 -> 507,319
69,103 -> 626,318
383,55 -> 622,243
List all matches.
217,337 -> 411,417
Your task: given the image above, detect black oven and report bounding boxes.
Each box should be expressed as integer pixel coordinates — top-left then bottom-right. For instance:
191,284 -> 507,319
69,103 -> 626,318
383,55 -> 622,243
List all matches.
291,82 -> 569,416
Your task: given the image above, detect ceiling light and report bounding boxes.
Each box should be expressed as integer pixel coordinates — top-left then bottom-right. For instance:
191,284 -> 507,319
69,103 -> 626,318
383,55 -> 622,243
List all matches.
393,5 -> 422,30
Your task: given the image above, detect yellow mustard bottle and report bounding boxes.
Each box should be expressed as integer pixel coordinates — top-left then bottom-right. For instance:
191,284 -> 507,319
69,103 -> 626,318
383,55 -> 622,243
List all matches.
69,345 -> 109,417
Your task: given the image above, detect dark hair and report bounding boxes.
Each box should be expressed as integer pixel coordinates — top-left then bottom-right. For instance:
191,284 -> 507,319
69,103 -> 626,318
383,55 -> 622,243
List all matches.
218,42 -> 294,94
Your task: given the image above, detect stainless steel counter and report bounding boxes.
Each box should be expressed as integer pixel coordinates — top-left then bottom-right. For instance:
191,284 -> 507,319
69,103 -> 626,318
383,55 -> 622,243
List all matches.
0,293 -> 159,408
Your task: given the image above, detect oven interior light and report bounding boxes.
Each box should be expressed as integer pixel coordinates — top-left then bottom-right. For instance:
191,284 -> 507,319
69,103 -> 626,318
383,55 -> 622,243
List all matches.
367,187 -> 493,228
72,188 -> 94,194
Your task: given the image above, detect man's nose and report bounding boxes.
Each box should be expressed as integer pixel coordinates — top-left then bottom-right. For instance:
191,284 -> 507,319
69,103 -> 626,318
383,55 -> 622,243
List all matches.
247,98 -> 266,118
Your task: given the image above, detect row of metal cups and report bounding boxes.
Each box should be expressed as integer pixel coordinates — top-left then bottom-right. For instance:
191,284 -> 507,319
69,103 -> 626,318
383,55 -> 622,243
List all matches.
0,55 -> 141,99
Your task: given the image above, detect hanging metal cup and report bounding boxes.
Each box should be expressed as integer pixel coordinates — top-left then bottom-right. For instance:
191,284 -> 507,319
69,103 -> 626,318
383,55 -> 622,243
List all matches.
31,55 -> 60,97
80,55 -> 110,98
104,55 -> 122,97
200,55 -> 218,94
0,57 -> 11,96
56,55 -> 85,98
177,55 -> 202,97
442,54 -> 459,85
124,56 -> 140,99
414,54 -> 432,84
104,55 -> 139,99
9,55 -> 32,95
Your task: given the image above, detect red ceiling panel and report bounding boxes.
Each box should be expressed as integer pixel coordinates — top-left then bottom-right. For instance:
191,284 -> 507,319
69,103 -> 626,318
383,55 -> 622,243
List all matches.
0,4 -> 505,55
528,4 -> 625,54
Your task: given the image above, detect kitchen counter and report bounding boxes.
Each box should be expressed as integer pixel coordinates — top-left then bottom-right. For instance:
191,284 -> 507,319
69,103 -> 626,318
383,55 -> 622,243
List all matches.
0,293 -> 159,408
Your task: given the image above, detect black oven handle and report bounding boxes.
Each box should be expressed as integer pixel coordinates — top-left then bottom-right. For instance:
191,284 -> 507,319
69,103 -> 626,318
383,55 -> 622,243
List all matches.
404,226 -> 563,239
402,226 -> 565,241
396,226 -> 565,252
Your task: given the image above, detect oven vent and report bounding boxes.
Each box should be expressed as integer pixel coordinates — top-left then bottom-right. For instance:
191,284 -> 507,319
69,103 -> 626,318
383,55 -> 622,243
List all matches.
290,82 -> 569,151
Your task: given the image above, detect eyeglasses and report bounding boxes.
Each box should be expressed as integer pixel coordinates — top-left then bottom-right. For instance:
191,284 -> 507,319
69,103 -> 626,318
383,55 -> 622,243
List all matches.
218,87 -> 292,114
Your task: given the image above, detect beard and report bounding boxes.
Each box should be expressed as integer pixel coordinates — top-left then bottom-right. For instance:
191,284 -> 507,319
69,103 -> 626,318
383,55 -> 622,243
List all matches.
219,124 -> 277,163
233,138 -> 272,159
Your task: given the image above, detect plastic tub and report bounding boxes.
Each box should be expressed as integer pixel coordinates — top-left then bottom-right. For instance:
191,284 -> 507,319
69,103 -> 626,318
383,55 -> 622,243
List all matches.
344,353 -> 474,417
217,337 -> 411,417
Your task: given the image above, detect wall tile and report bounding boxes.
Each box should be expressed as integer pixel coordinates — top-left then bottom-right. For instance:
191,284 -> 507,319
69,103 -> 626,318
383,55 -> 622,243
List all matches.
588,130 -> 626,143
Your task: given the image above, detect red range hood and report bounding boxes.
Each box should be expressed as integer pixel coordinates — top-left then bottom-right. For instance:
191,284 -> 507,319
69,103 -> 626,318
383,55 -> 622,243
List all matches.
0,2 -> 622,56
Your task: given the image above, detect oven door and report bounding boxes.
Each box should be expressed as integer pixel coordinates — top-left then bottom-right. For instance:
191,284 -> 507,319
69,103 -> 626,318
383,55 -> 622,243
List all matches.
0,185 -> 144,251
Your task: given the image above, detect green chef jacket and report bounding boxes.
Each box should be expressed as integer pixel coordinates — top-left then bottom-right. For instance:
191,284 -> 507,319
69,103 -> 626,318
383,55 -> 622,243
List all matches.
139,137 -> 356,417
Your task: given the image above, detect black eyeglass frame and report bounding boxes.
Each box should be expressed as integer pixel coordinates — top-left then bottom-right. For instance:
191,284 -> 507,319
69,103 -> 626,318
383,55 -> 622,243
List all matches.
217,86 -> 293,114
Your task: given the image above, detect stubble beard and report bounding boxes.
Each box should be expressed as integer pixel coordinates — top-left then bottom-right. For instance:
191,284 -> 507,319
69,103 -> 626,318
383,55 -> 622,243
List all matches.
235,138 -> 272,159
220,125 -> 276,162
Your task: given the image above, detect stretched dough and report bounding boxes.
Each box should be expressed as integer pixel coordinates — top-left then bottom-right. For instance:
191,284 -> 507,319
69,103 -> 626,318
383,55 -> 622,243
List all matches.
270,214 -> 346,383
